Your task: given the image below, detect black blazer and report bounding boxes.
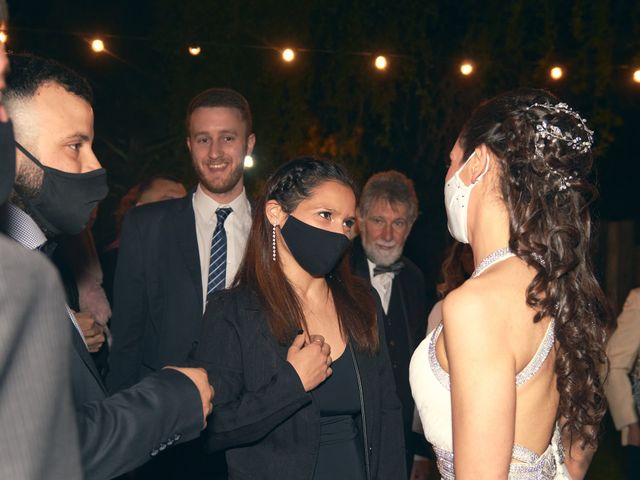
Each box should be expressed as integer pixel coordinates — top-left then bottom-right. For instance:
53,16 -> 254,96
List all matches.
190,286 -> 407,480
70,322 -> 203,480
351,238 -> 431,462
108,194 -> 203,391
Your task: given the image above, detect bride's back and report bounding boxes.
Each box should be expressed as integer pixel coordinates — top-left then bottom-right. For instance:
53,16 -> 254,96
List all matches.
437,256 -> 559,457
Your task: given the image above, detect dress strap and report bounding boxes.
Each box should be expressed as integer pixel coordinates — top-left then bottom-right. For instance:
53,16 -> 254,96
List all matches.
515,320 -> 555,386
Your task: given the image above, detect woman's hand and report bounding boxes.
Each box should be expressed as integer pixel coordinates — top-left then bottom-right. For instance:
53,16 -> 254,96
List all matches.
287,333 -> 332,391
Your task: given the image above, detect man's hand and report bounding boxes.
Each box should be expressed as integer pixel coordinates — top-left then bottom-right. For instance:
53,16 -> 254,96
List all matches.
75,311 -> 106,353
410,458 -> 432,480
628,422 -> 640,446
166,367 -> 214,429
287,333 -> 332,392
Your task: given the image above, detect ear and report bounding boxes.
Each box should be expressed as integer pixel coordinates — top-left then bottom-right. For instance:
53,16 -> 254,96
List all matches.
186,136 -> 192,153
469,145 -> 492,184
246,133 -> 256,155
265,199 -> 285,226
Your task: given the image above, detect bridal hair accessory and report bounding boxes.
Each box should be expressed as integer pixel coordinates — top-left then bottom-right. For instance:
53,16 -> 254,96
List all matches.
525,102 -> 593,191
526,102 -> 594,156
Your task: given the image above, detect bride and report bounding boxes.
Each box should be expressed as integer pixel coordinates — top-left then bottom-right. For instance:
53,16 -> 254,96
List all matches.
410,88 -> 609,479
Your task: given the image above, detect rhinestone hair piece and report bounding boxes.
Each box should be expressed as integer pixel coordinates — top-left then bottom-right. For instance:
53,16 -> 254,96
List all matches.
526,102 -> 593,191
526,102 -> 594,155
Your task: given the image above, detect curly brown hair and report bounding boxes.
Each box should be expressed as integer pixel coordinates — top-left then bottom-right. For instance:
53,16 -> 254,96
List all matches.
458,88 -> 610,449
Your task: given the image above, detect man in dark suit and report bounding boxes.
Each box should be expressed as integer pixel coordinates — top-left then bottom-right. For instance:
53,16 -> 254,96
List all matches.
352,170 -> 433,478
0,21 -> 82,477
2,53 -> 213,480
107,88 -> 256,478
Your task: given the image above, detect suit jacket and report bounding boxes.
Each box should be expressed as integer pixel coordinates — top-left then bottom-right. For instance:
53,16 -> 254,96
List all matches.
0,235 -> 82,479
604,288 -> 640,445
1,203 -> 204,480
190,286 -> 407,480
107,193 -> 228,479
108,194 -> 203,391
351,238 -> 431,463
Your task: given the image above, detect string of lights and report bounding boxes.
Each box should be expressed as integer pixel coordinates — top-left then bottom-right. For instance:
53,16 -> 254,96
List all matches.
3,27 -> 639,83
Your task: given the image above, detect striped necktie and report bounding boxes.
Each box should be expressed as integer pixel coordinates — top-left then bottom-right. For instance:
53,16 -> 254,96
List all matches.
207,207 -> 233,301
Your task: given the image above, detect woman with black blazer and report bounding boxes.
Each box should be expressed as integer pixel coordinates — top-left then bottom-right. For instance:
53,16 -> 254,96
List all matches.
191,157 -> 406,479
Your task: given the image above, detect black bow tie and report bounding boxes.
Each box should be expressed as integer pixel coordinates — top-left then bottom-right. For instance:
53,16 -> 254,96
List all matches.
373,261 -> 404,276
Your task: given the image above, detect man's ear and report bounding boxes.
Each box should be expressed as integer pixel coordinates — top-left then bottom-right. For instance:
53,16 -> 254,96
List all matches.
186,136 -> 192,153
265,199 -> 285,226
246,133 -> 256,155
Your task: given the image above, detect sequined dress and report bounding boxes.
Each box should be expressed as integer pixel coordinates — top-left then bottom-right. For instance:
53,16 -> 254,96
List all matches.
410,320 -> 570,479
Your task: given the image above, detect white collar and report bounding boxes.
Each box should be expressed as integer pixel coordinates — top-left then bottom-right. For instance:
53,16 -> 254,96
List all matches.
193,184 -> 251,222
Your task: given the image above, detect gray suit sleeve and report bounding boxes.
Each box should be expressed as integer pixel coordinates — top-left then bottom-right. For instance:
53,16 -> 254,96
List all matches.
0,238 -> 83,479
77,368 -> 204,480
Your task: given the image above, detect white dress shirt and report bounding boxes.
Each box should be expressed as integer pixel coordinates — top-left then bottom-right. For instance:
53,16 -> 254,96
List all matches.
192,184 -> 252,309
367,259 -> 395,314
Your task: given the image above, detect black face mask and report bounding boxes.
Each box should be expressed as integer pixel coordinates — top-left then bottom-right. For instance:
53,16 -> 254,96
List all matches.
0,120 -> 16,205
15,142 -> 108,236
280,215 -> 351,277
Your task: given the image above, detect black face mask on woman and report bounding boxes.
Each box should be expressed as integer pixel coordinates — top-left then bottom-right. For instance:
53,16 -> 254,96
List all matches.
15,141 -> 108,236
280,215 -> 351,277
0,120 -> 16,205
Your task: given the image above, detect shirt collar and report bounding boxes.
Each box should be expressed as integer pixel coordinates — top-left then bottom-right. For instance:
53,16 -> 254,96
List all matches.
1,203 -> 48,250
193,183 -> 251,222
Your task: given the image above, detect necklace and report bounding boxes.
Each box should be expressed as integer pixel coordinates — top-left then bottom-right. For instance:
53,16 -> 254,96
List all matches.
471,247 -> 515,278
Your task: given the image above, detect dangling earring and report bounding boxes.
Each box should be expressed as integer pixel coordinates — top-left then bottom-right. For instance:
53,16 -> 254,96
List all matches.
272,224 -> 277,261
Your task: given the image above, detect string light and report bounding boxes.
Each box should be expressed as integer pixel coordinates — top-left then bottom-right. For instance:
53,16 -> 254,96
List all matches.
244,155 -> 255,168
282,48 -> 295,62
374,55 -> 388,71
460,62 -> 474,76
0,31 -> 7,44
9,27 -> 639,85
550,66 -> 563,80
91,38 -> 105,53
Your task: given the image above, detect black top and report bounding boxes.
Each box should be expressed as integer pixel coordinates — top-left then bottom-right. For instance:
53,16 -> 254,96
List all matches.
312,346 -> 366,480
190,286 -> 407,480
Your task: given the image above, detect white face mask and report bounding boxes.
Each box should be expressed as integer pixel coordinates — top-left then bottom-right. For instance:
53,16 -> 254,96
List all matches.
444,151 -> 489,244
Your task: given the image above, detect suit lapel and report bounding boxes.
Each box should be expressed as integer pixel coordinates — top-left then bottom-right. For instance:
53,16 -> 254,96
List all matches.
174,195 -> 203,312
70,324 -> 107,394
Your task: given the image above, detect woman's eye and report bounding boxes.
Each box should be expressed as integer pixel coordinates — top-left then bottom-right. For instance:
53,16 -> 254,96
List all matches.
344,219 -> 355,228
318,211 -> 332,220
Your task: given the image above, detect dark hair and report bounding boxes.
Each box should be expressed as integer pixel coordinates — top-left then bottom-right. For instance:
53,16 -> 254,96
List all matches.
114,174 -> 184,234
234,156 -> 379,353
359,170 -> 419,223
458,88 -> 610,449
436,242 -> 474,298
185,88 -> 252,134
5,53 -> 93,104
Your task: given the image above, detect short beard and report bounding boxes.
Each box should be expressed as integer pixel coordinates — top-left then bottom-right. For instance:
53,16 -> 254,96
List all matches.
195,158 -> 244,195
361,240 -> 403,267
9,158 -> 53,236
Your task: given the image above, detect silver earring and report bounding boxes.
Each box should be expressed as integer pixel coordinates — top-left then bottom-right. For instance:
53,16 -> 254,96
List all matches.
272,224 -> 277,261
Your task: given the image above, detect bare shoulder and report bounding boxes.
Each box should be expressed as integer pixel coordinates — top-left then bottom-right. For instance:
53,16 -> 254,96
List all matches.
442,278 -> 506,338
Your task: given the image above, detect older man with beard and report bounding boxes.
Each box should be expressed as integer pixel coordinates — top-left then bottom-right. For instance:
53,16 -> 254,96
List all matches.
108,88 -> 255,479
351,170 -> 433,479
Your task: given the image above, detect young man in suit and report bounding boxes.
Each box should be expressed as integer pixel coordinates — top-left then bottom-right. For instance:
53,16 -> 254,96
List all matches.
352,170 -> 433,479
2,53 -> 213,480
0,18 -> 82,476
108,88 -> 256,478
